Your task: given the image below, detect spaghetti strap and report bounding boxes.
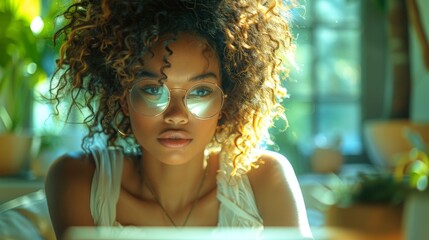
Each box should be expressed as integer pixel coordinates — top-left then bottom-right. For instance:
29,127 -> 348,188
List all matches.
217,151 -> 263,228
90,146 -> 124,226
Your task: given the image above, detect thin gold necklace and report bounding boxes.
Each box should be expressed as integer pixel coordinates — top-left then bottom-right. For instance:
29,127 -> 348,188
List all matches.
142,157 -> 209,227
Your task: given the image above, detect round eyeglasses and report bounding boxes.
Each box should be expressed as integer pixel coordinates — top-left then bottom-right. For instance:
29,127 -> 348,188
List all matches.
129,80 -> 227,119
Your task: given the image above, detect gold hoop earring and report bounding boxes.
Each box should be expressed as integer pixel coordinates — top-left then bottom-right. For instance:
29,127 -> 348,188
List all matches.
114,111 -> 128,137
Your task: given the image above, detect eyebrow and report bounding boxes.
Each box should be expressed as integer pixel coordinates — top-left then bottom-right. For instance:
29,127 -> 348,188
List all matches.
189,72 -> 218,82
138,71 -> 219,82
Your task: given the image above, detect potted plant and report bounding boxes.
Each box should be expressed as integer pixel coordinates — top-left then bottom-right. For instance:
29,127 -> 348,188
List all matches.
394,128 -> 429,240
323,127 -> 429,239
324,172 -> 407,240
0,0 -> 55,176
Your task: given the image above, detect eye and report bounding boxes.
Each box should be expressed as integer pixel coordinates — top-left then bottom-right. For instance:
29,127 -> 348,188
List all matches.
141,85 -> 164,95
189,86 -> 213,97
133,83 -> 167,102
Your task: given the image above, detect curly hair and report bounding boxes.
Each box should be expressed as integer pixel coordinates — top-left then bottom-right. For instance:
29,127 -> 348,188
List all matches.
50,0 -> 295,176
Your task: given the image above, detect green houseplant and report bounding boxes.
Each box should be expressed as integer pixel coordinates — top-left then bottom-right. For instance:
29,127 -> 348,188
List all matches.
323,127 -> 429,239
394,128 -> 429,240
324,172 -> 407,240
0,0 -> 55,176
394,128 -> 429,191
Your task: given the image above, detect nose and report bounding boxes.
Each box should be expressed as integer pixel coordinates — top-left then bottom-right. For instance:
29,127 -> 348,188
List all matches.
163,93 -> 189,125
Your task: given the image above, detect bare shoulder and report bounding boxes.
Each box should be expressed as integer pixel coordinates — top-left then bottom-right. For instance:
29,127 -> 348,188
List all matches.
248,150 -> 294,179
247,149 -> 312,237
45,151 -> 96,239
247,150 -> 297,193
46,151 -> 95,181
45,151 -> 95,197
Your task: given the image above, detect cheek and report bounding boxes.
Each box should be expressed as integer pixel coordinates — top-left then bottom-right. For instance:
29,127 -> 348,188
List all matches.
200,119 -> 219,138
128,113 -> 156,139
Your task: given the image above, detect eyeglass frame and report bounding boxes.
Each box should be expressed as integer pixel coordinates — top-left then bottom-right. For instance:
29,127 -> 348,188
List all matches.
127,80 -> 228,119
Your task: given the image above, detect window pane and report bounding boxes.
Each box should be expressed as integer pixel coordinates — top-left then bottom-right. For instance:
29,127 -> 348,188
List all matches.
287,29 -> 313,98
271,100 -> 313,153
269,100 -> 313,173
284,100 -> 313,145
315,27 -> 361,98
290,0 -> 313,26
314,0 -> 361,25
316,102 -> 362,155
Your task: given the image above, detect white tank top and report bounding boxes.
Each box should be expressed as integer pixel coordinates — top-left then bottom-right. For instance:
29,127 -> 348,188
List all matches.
89,147 -> 263,228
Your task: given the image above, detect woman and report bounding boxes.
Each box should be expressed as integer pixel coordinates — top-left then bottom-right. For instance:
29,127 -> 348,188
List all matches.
45,0 -> 312,239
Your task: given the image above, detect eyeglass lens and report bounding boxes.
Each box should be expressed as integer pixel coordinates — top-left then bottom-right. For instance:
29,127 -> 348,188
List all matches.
129,80 -> 224,119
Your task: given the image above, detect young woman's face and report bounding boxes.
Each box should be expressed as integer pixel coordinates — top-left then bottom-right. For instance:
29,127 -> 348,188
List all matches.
127,33 -> 222,165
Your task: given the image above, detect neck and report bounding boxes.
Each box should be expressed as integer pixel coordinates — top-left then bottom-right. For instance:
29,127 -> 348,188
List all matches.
140,152 -> 209,211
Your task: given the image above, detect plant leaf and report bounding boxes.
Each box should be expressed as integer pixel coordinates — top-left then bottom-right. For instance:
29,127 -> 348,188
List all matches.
0,105 -> 13,131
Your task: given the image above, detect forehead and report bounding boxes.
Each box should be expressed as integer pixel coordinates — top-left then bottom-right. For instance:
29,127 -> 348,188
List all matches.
141,33 -> 220,84
148,33 -> 215,56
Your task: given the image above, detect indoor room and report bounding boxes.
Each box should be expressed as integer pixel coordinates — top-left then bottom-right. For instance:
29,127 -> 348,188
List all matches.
1,0 -> 428,239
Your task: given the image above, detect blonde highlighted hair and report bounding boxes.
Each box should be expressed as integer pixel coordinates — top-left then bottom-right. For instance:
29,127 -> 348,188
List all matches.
50,0 -> 296,175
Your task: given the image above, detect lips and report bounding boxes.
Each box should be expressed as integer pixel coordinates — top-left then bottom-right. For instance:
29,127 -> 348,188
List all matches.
158,130 -> 192,148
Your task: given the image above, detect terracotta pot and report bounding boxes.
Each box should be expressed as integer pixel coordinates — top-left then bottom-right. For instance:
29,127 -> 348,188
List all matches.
326,204 -> 403,240
0,134 -> 40,176
364,119 -> 429,169
311,148 -> 343,173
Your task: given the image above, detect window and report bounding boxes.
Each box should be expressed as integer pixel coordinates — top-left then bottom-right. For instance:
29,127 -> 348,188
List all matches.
269,0 -> 362,173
